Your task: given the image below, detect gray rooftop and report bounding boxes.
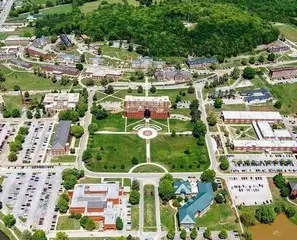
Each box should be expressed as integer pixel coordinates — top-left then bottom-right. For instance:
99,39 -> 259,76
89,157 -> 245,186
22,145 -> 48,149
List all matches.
51,121 -> 71,150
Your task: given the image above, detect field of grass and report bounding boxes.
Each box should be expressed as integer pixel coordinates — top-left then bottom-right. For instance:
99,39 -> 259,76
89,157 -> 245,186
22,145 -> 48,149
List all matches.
195,202 -> 240,231
3,93 -> 43,111
78,177 -> 101,184
274,23 -> 297,42
92,113 -> 125,132
3,72 -> 71,90
168,119 -> 195,132
149,89 -> 196,103
131,205 -> 139,230
79,0 -> 140,13
7,27 -> 35,37
56,216 -> 81,230
123,178 -> 131,187
74,138 -> 80,147
143,185 -> 157,232
112,89 -> 145,99
99,44 -> 140,61
86,134 -> 145,172
132,164 -> 165,173
40,4 -> 72,15
0,64 -> 13,75
51,155 -> 76,163
160,204 -> 176,231
151,135 -> 209,172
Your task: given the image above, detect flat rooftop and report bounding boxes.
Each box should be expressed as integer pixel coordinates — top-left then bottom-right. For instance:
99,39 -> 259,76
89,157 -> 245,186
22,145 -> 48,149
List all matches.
233,139 -> 297,148
124,95 -> 170,102
222,111 -> 282,121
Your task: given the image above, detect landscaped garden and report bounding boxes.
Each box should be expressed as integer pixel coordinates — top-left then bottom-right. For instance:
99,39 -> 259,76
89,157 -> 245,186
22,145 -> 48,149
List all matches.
143,185 -> 157,232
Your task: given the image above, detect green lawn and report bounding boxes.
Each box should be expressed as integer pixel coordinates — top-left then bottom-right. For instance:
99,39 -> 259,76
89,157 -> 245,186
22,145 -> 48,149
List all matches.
143,185 -> 157,232
78,177 -> 101,184
160,204 -> 176,231
171,108 -> 191,117
132,164 -> 165,173
0,33 -> 8,40
74,138 -> 80,147
112,89 -> 145,99
123,178 -> 131,187
151,135 -> 210,172
3,93 -> 44,111
131,205 -> 139,230
86,134 -> 145,172
168,119 -> 195,132
104,178 -> 122,186
40,4 -> 73,15
100,44 -> 140,61
3,72 -> 71,90
196,202 -> 240,231
149,89 -> 196,103
7,27 -> 35,37
56,216 -> 81,230
51,155 -> 76,163
0,64 -> 13,75
273,23 -> 297,42
92,113 -> 125,132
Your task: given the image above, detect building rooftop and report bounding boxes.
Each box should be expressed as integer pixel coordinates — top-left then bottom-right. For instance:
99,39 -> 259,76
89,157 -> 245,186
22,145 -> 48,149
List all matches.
233,139 -> 297,148
185,57 -> 217,66
240,88 -> 273,103
124,95 -> 170,102
51,121 -> 71,150
174,181 -> 192,195
222,111 -> 282,121
257,121 -> 275,138
44,93 -> 79,103
28,45 -> 48,55
274,129 -> 292,139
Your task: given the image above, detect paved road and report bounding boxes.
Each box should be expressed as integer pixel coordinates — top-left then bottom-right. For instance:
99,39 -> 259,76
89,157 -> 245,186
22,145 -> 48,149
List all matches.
0,0 -> 14,30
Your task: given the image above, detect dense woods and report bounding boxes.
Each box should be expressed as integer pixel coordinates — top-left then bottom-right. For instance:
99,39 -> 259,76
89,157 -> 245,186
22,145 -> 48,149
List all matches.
35,2 -> 278,58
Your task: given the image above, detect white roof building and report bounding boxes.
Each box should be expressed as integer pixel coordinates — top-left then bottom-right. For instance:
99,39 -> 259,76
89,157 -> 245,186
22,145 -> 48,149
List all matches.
43,93 -> 79,111
233,140 -> 297,148
257,121 -> 275,139
124,95 -> 170,102
222,111 -> 282,122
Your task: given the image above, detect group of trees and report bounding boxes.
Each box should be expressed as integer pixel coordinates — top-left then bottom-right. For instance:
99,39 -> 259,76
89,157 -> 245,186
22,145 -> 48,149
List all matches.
8,126 -> 28,162
242,67 -> 257,79
56,193 -> 70,213
219,156 -> 230,171
70,124 -> 84,138
273,173 -> 290,198
62,168 -> 84,190
2,108 -> 21,118
129,179 -> 140,205
204,75 -> 229,90
158,174 -> 175,202
189,99 -> 201,123
80,216 -> 95,231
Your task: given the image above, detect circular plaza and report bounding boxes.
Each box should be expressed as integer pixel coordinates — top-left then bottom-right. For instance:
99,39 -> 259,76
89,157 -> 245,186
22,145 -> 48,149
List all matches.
137,127 -> 158,140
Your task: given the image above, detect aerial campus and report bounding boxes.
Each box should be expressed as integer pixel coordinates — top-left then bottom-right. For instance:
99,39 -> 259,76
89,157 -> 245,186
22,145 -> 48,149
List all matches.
1,1 -> 297,240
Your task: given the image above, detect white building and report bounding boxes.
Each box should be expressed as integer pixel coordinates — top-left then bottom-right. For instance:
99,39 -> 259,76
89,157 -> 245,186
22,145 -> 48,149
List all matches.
43,93 -> 79,112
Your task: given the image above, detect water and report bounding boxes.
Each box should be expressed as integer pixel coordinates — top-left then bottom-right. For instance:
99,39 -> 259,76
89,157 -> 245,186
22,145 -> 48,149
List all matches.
0,231 -> 9,240
250,213 -> 297,240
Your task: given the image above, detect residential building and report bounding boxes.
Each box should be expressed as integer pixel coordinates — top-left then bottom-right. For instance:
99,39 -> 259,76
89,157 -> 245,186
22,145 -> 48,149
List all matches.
240,88 -> 273,105
10,59 -> 32,69
132,56 -> 165,69
178,182 -> 214,229
60,34 -> 73,48
43,93 -> 79,112
269,67 -> 297,80
50,120 -> 71,155
27,46 -> 51,60
221,111 -> 282,124
289,182 -> 297,199
124,95 -> 171,119
4,35 -> 31,46
185,57 -> 218,69
69,183 -> 122,230
232,139 -> 297,153
41,64 -> 79,76
155,70 -> 192,83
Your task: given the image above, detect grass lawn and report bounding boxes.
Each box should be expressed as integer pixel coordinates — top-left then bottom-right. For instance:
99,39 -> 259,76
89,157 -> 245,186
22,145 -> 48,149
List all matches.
112,89 -> 145,99
74,138 -> 80,147
51,155 -> 76,163
0,64 -> 13,75
104,178 -> 122,186
143,185 -> 157,232
171,108 -> 191,117
131,205 -> 139,230
86,134 -> 145,172
7,27 -> 35,37
3,93 -> 44,111
56,216 -> 81,230
160,204 -> 176,231
168,119 -> 195,132
132,164 -> 165,173
273,23 -> 297,42
206,104 -> 247,117
151,135 -> 210,172
100,44 -> 140,61
0,33 -> 8,40
3,72 -> 71,90
78,177 -> 101,184
79,0 -> 139,13
92,113 -> 125,132
195,202 -> 240,231
40,4 -> 72,15
0,176 -> 5,185
123,178 -> 131,187
149,89 -> 196,103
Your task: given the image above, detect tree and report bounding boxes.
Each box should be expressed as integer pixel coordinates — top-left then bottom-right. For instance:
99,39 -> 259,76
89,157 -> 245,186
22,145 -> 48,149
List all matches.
11,108 -> 21,118
207,112 -> 217,126
267,53 -> 275,62
131,157 -> 139,165
201,169 -> 216,182
3,214 -> 16,228
63,175 -> 78,190
22,230 -> 32,240
280,186 -> 290,197
249,57 -> 255,64
242,67 -> 256,79
219,229 -> 228,239
158,174 -> 174,201
171,129 -> 176,137
0,72 -> 6,82
32,230 -> 47,240
285,206 -> 296,218
255,205 -> 276,224
231,67 -> 240,79
187,86 -> 195,94
104,85 -> 114,94
8,152 -> 17,162
56,232 -> 68,240
88,123 -> 98,134
192,120 -> 206,138
80,216 -> 95,231
82,149 -> 92,162
128,45 -> 133,52
258,55 -> 265,63
132,179 -> 140,191
56,195 -> 69,213
76,63 -> 84,71
215,194 -> 224,204
26,110 -> 33,119
180,229 -> 187,240
274,100 -> 282,109
150,85 -> 156,93
219,158 -> 229,171
129,190 -> 140,204
167,229 -> 175,240
24,91 -> 30,98
240,210 -> 256,227
190,227 -> 197,240
96,109 -> 108,120
203,228 -> 211,239
116,217 -> 123,230
71,125 -> 84,138
214,98 -> 223,108
273,173 -> 286,189
137,85 -> 143,93
242,232 -> 253,240
34,109 -> 41,119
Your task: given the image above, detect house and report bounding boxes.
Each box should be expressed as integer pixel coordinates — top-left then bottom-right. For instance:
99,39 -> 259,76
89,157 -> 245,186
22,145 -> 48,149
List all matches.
69,183 -> 123,230
289,182 -> 297,199
269,67 -> 297,80
43,93 -> 79,112
60,34 -> 73,48
50,120 -> 71,156
178,182 -> 214,229
155,70 -> 192,83
185,57 -> 218,69
240,88 -> 273,105
174,181 -> 192,197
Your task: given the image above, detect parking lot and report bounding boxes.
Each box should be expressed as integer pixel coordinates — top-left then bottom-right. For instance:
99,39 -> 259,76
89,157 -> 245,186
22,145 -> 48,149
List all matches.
227,153 -> 297,173
0,122 -> 18,164
226,176 -> 272,206
18,120 -> 54,164
0,170 -> 62,231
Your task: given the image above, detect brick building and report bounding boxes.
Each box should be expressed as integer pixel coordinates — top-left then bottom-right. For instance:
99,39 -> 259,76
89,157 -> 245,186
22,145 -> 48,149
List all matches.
221,111 -> 282,124
269,67 -> 297,80
41,64 -> 79,76
50,120 -> 71,156
4,35 -> 31,46
124,95 -> 171,119
27,46 -> 51,60
154,70 -> 192,83
69,183 -> 122,230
